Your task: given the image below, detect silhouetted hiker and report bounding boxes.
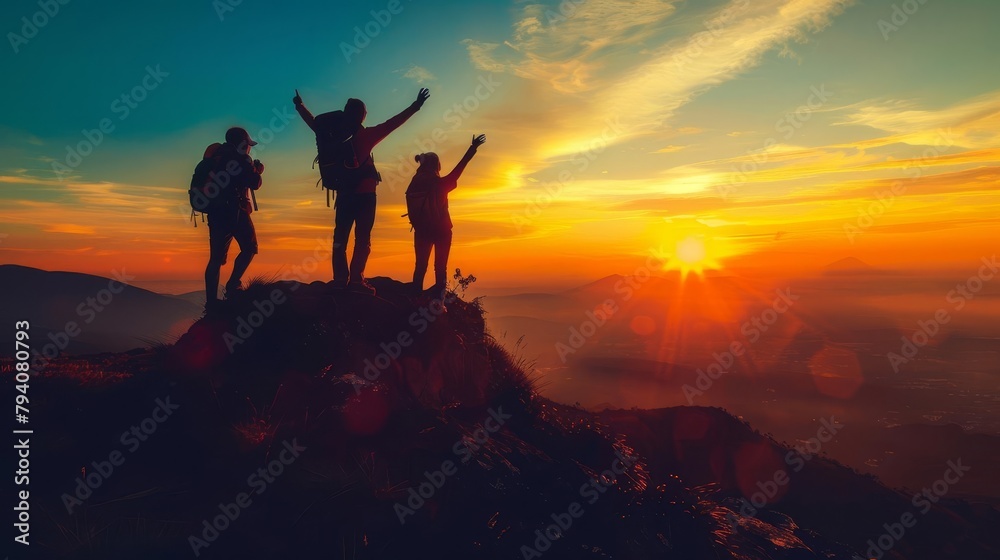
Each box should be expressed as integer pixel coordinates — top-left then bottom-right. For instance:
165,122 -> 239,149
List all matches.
294,88 -> 431,295
199,127 -> 265,310
406,134 -> 486,296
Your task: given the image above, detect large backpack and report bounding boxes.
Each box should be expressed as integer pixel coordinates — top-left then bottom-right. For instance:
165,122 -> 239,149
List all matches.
311,111 -> 378,206
188,143 -> 231,226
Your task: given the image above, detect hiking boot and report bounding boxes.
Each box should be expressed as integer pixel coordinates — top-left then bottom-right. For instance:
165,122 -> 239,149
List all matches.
204,299 -> 226,315
224,282 -> 245,299
425,285 -> 448,300
329,279 -> 348,292
348,279 -> 377,295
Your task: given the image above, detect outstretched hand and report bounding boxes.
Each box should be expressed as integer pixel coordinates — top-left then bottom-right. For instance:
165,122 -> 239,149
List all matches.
471,134 -> 486,148
293,89 -> 302,106
413,88 -> 430,109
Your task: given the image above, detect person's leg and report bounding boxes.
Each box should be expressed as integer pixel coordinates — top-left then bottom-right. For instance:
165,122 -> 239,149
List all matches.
205,217 -> 233,303
226,211 -> 258,292
432,228 -> 453,294
349,193 -> 377,283
332,195 -> 356,284
228,253 -> 253,292
412,229 -> 433,291
205,261 -> 221,302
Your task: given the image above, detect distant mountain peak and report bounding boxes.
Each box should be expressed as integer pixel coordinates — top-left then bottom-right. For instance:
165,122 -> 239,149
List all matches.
823,257 -> 876,272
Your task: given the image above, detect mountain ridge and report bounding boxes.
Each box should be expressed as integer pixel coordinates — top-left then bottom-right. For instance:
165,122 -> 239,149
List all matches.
9,277 -> 998,559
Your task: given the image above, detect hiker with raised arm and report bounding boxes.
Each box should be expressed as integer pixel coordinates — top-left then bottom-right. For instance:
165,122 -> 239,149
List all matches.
293,88 -> 430,295
406,134 -> 486,297
196,126 -> 265,311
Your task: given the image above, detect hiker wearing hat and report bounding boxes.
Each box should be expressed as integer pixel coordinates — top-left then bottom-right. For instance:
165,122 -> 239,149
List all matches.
294,88 -> 430,295
203,126 -> 265,307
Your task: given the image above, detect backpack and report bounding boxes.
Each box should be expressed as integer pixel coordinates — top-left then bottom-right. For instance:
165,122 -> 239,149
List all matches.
188,143 -> 232,226
404,176 -> 445,231
311,111 -> 379,206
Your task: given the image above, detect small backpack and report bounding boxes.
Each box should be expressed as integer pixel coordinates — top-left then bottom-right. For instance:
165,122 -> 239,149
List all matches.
188,143 -> 231,226
312,111 -> 379,206
404,175 -> 445,231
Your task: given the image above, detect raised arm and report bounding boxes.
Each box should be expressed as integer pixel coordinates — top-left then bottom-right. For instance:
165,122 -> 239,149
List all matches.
366,88 -> 430,146
292,89 -> 316,132
442,134 -> 486,191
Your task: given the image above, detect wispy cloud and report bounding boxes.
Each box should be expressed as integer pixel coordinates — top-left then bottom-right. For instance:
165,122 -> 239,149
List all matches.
465,0 -> 680,93
397,65 -> 436,84
591,0 -> 855,150
44,224 -> 97,235
652,145 -> 687,154
838,91 -> 1000,149
467,0 -> 855,158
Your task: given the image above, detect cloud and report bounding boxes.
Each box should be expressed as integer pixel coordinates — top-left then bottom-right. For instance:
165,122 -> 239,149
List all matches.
594,0 -> 855,147
0,174 -> 65,186
44,224 -> 97,235
837,91 -> 1000,149
652,145 -> 687,154
664,91 -> 1000,194
609,164 -> 1000,217
465,0 -> 680,93
464,0 -> 856,162
397,65 -> 436,84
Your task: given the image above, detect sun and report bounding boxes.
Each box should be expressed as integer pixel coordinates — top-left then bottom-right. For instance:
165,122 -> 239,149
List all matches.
676,237 -> 706,265
668,236 -> 720,277
646,219 -> 737,278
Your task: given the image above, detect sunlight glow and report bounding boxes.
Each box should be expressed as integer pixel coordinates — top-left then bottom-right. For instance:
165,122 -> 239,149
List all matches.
668,236 -> 719,277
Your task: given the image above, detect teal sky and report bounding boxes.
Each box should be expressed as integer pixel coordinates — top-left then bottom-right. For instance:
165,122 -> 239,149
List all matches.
3,0 -> 1000,290
3,0 -> 506,183
3,0 -> 996,168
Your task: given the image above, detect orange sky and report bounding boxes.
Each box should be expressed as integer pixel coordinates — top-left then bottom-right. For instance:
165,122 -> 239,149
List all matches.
2,0 -> 999,294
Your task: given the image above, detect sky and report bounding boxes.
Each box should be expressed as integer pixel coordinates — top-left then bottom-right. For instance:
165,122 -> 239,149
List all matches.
2,0 -> 999,293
